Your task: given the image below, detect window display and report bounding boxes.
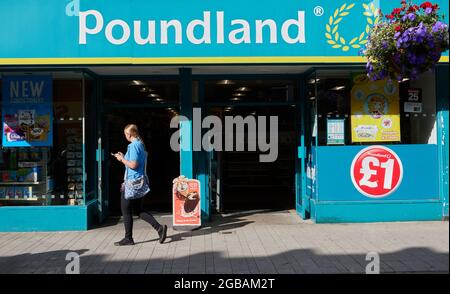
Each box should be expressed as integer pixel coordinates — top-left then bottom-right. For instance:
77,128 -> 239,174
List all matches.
313,70 -> 437,146
0,76 -> 85,206
0,147 -> 49,204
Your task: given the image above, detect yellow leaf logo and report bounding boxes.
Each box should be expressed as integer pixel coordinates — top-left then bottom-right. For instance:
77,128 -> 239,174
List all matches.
324,2 -> 379,52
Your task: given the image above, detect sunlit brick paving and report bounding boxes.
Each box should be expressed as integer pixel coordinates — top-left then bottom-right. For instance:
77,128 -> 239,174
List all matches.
0,211 -> 448,274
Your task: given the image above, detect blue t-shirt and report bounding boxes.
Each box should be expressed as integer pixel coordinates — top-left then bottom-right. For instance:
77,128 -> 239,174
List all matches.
124,138 -> 147,180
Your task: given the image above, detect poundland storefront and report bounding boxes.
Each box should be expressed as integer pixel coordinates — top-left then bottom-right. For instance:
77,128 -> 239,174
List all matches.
0,0 -> 448,231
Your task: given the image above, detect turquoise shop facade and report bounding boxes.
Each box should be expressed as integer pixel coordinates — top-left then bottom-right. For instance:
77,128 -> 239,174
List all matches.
0,0 -> 448,231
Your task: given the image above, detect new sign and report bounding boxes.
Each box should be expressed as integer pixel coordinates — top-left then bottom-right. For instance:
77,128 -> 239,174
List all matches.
1,76 -> 53,147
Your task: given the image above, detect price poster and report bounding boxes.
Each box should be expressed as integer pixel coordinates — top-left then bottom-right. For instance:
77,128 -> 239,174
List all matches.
404,88 -> 423,113
350,74 -> 401,143
2,76 -> 53,147
327,119 -> 345,145
172,176 -> 201,227
350,145 -> 403,198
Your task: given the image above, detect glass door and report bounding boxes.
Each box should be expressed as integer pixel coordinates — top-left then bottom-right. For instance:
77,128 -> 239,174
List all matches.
96,117 -> 110,222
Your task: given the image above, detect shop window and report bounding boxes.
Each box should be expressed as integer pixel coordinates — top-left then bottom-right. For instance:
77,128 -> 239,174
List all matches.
0,74 -> 86,206
313,70 -> 437,146
102,80 -> 179,104
204,80 -> 297,103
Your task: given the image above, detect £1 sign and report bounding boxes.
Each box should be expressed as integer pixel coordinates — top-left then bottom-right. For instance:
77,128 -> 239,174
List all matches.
350,146 -> 403,198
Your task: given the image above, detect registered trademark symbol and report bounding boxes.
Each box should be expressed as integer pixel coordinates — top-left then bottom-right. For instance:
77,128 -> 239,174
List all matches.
314,6 -> 324,16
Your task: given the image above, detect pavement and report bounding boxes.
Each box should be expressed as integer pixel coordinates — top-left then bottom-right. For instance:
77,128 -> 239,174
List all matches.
0,210 -> 448,274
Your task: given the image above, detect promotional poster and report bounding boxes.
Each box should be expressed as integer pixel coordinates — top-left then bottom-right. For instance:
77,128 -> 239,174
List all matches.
350,74 -> 401,143
172,176 -> 201,227
2,76 -> 53,147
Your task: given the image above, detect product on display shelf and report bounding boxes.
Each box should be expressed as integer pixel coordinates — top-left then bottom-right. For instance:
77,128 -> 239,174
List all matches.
1,170 -> 17,182
15,187 -> 24,199
23,187 -> 33,198
16,167 -> 41,182
18,161 -> 40,168
0,187 -> 6,198
32,191 -> 40,199
29,148 -> 42,161
68,183 -> 76,190
46,177 -> 54,192
5,187 -> 15,199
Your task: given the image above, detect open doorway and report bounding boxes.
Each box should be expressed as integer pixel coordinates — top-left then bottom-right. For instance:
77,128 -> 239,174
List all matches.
100,78 -> 180,216
207,106 -> 298,213
102,108 -> 179,215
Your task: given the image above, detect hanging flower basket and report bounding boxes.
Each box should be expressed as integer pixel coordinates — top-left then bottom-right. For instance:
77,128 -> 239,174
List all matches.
363,0 -> 449,81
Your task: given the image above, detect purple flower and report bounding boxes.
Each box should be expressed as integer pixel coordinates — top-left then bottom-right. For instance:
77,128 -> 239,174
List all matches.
402,13 -> 416,22
366,62 -> 374,73
416,55 -> 425,66
425,7 -> 433,14
432,21 -> 446,33
394,31 -> 402,39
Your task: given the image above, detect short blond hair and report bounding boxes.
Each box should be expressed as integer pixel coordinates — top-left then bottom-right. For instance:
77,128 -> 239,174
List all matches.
124,124 -> 146,150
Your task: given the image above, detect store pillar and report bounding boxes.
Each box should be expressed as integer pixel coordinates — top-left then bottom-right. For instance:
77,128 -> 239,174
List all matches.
437,65 -> 449,218
179,68 -> 193,179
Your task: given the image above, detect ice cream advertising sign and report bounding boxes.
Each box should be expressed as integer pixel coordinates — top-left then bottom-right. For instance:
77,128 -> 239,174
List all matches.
172,176 -> 201,228
350,74 -> 401,143
2,76 -> 53,147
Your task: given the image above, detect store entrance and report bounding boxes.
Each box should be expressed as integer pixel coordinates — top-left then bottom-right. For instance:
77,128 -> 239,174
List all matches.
207,106 -> 298,212
102,108 -> 179,216
98,79 -> 180,218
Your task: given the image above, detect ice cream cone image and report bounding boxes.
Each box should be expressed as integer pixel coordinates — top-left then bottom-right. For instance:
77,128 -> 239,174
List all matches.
173,176 -> 200,217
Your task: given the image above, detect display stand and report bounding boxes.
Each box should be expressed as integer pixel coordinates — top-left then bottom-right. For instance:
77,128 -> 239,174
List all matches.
0,147 -> 49,205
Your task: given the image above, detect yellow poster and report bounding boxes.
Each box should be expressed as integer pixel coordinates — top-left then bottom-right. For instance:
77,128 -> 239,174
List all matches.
351,74 -> 401,142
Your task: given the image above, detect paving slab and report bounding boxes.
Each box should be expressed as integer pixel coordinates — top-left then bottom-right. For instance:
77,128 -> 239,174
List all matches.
0,211 -> 448,274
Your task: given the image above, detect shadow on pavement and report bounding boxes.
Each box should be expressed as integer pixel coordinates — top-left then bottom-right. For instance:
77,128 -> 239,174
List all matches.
0,247 -> 448,274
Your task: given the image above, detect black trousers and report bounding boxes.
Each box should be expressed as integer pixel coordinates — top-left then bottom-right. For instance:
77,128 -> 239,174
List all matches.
121,192 -> 162,240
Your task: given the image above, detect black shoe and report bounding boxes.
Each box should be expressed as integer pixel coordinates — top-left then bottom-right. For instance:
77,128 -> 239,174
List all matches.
114,238 -> 135,246
158,225 -> 167,244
